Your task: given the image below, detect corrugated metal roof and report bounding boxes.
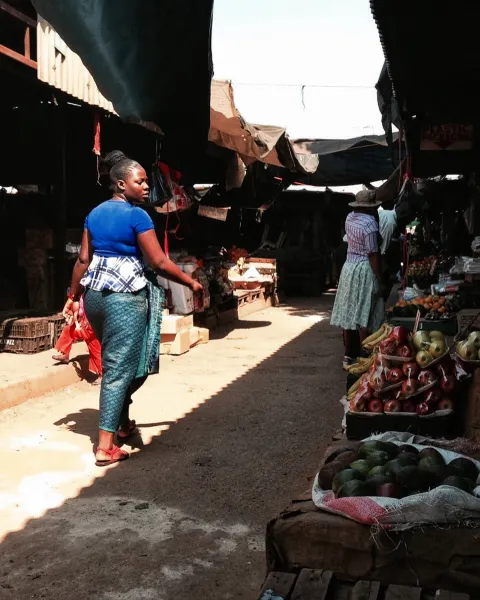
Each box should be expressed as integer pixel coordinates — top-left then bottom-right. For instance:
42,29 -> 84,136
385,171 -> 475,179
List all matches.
37,17 -> 115,114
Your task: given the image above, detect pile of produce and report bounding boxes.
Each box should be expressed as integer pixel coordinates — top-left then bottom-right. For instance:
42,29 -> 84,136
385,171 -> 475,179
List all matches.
406,256 -> 436,279
456,330 -> 480,362
347,326 -> 456,415
319,440 -> 479,499
388,294 -> 458,320
227,246 -> 249,263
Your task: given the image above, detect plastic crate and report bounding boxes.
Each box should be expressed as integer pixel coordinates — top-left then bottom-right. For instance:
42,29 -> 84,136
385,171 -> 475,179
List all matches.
0,316 -> 50,339
0,334 -> 52,354
47,313 -> 65,345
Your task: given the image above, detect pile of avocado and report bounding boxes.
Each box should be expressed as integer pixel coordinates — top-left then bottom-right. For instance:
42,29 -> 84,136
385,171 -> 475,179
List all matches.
332,440 -> 479,499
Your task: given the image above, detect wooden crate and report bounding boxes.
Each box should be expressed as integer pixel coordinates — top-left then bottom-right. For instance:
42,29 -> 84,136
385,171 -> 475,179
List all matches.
256,570 -> 471,600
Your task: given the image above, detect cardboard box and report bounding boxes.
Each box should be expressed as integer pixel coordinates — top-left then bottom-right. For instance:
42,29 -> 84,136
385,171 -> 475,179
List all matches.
161,314 -> 194,335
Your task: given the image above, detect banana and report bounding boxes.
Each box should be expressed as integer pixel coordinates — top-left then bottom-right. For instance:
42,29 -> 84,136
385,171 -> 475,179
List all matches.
348,354 -> 375,375
348,378 -> 361,396
362,324 -> 386,346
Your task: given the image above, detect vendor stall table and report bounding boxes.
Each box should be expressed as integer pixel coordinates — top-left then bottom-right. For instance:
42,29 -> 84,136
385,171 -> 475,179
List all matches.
257,570 -> 470,600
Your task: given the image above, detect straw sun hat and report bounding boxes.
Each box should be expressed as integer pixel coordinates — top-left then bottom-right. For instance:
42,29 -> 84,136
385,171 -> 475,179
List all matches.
348,189 -> 382,208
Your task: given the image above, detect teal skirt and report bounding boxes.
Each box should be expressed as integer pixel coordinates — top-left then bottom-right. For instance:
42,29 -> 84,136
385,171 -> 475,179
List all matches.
84,273 -> 165,433
330,260 -> 384,331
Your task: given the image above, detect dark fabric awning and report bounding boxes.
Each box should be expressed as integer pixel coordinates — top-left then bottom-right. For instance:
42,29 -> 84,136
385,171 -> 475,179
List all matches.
31,0 -> 214,174
287,134 -> 404,187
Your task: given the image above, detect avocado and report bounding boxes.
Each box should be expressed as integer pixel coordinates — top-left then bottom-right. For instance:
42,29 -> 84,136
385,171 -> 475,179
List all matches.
368,465 -> 388,478
366,451 -> 391,468
446,458 -> 479,481
397,453 -> 419,467
385,459 -> 404,476
332,469 -> 364,493
336,480 -> 371,498
325,446 -> 358,464
418,447 -> 445,465
442,476 -> 474,494
367,473 -> 394,494
358,441 -> 384,458
396,466 -> 429,492
418,458 -> 445,487
397,444 -> 419,456
349,460 -> 371,477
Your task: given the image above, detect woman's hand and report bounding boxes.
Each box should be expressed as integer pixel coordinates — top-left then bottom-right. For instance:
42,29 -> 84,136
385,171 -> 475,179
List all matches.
190,280 -> 203,294
63,299 -> 80,326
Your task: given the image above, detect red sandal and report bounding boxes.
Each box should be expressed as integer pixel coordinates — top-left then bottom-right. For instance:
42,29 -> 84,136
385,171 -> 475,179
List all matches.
117,419 -> 138,443
95,445 -> 129,467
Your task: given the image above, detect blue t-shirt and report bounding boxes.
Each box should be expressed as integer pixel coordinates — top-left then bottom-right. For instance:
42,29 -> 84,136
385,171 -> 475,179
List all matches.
85,200 -> 154,258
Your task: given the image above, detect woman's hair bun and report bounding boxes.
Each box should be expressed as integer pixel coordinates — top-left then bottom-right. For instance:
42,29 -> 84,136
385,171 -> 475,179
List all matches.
101,150 -> 129,172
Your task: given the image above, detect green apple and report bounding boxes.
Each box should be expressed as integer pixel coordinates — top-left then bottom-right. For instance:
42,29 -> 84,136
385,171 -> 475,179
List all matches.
467,331 -> 480,349
416,350 -> 434,368
429,339 -> 446,359
413,331 -> 431,350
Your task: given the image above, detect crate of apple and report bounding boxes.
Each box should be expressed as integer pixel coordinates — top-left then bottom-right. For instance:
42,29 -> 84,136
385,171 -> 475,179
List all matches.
350,355 -> 456,415
412,330 -> 448,368
456,331 -> 480,364
378,326 -> 416,363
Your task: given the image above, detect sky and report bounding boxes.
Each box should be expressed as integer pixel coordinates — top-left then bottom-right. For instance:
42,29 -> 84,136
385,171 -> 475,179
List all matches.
212,0 -> 386,140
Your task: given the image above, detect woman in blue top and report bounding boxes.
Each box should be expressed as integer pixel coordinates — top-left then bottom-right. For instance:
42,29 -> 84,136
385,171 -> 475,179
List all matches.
63,155 -> 202,466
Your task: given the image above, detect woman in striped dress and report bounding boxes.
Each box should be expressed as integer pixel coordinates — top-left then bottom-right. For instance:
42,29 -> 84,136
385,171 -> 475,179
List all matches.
331,190 -> 385,367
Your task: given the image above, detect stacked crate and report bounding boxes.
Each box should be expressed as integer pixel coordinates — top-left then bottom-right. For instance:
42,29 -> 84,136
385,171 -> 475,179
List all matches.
0,316 -> 52,354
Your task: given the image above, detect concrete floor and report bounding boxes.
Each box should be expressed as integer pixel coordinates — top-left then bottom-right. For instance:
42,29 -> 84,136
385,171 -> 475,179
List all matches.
0,297 -> 344,600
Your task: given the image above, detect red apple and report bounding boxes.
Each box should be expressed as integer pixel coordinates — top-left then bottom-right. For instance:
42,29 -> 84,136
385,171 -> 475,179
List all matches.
368,398 -> 384,413
357,382 -> 374,400
380,339 -> 397,356
369,371 -> 385,391
386,367 -> 404,384
417,402 -> 433,415
437,397 -> 454,411
384,399 -> 402,413
441,374 -> 456,394
391,326 -> 409,344
350,396 -> 366,412
401,378 -> 418,396
424,388 -> 442,404
418,370 -> 436,387
402,362 -> 420,379
398,344 -> 414,358
402,399 -> 417,413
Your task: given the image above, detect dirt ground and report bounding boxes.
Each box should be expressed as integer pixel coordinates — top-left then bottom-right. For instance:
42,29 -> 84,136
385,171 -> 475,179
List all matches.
0,296 -> 344,600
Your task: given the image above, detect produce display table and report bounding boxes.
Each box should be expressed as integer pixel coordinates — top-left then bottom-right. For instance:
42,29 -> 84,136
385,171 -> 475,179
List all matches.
388,316 -> 458,335
256,569 -> 470,600
265,442 -> 480,595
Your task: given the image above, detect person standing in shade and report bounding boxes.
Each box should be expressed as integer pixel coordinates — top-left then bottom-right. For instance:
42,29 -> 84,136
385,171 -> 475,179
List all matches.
331,190 -> 385,368
63,154 -> 202,466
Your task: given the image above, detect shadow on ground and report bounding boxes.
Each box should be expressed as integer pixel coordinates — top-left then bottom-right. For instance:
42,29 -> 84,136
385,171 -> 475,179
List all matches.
1,297 -> 344,600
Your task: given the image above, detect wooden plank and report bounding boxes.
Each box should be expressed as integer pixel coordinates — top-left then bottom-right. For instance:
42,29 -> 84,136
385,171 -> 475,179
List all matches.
290,569 -> 332,600
257,572 -> 297,600
351,580 -> 381,600
0,44 -> 37,69
436,591 -> 470,600
385,585 -> 422,600
0,1 -> 37,27
24,26 -> 31,59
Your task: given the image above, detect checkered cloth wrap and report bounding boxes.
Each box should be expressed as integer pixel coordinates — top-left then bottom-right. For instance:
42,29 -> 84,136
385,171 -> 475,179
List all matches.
81,255 -> 148,293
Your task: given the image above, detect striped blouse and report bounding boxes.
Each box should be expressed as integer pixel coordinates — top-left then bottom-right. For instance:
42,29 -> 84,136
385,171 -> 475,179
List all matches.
345,212 -> 379,263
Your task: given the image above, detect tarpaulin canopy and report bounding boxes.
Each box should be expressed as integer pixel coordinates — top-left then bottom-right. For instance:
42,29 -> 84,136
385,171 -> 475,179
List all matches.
209,81 -> 318,176
285,134 -> 403,187
31,0 -> 214,173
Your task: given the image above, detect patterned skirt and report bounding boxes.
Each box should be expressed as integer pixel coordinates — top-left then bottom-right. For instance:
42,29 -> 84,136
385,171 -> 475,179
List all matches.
330,260 -> 384,331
